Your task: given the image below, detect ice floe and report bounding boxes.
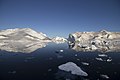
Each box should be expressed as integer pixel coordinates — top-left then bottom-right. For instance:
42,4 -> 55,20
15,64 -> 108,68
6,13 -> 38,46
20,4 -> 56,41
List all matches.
107,58 -> 112,62
60,50 -> 64,52
98,54 -> 108,57
58,62 -> 88,76
95,58 -> 104,61
81,62 -> 89,66
100,74 -> 109,79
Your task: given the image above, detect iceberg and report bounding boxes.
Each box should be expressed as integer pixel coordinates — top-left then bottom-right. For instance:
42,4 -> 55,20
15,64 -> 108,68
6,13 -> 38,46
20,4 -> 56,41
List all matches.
68,30 -> 120,52
52,36 -> 67,44
58,62 -> 88,76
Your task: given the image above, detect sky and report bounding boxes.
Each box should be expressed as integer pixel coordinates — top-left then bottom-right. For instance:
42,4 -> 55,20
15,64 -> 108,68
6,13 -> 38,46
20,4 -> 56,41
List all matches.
0,0 -> 120,37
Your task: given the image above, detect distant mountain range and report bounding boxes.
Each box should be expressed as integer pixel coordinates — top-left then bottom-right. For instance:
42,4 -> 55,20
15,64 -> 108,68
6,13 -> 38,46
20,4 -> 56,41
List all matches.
0,28 -> 120,53
0,28 -> 66,53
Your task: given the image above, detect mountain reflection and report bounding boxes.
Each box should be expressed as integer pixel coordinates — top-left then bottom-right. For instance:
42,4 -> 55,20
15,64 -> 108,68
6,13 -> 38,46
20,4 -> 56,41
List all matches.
0,41 -> 47,53
0,41 -> 120,53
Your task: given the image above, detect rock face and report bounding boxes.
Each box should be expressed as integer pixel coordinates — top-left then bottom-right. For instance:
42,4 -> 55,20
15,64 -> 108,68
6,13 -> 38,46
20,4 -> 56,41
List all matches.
0,28 -> 51,53
68,30 -> 120,52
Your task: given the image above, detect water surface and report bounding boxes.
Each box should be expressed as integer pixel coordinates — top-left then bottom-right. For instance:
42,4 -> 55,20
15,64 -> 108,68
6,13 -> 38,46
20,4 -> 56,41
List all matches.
0,42 -> 120,80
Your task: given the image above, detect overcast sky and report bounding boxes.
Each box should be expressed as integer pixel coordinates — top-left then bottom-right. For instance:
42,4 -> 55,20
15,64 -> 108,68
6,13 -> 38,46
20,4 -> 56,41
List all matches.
0,0 -> 120,37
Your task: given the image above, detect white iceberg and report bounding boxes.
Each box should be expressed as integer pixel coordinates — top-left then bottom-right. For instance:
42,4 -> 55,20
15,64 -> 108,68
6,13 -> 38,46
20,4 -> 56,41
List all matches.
68,30 -> 120,52
58,62 -> 88,76
91,45 -> 98,50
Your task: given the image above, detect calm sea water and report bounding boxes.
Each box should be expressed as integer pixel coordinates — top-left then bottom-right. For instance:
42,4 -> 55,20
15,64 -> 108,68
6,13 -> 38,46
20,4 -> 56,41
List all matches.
0,42 -> 120,80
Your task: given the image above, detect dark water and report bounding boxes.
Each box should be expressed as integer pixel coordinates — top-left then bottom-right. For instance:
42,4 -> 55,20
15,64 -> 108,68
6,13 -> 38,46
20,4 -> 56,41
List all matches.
0,42 -> 120,80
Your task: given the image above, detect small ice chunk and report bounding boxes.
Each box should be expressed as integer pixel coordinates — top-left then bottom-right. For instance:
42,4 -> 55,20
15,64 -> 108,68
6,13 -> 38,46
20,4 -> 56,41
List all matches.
107,58 -> 112,62
75,54 -> 77,56
81,62 -> 89,66
98,54 -> 108,57
60,50 -> 64,52
55,50 -> 64,53
58,62 -> 88,76
95,58 -> 103,61
100,74 -> 109,79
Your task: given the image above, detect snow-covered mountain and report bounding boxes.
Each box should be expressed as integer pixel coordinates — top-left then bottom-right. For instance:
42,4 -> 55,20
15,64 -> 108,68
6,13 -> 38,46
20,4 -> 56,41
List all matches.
0,28 -> 51,41
0,28 -> 51,53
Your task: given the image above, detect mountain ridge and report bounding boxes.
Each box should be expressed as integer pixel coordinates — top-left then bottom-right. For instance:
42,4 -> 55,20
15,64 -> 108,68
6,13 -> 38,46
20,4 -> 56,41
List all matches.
0,28 -> 50,41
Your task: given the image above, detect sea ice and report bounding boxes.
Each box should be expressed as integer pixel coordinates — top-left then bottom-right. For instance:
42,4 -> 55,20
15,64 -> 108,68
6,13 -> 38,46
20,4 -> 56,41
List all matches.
58,62 -> 88,76
107,58 -> 112,62
100,74 -> 109,79
81,62 -> 89,66
98,54 -> 108,57
95,58 -> 104,61
60,50 -> 64,52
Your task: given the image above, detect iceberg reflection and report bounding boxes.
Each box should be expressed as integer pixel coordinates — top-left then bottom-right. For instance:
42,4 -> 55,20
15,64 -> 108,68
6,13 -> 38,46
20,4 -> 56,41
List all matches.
68,42 -> 120,53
